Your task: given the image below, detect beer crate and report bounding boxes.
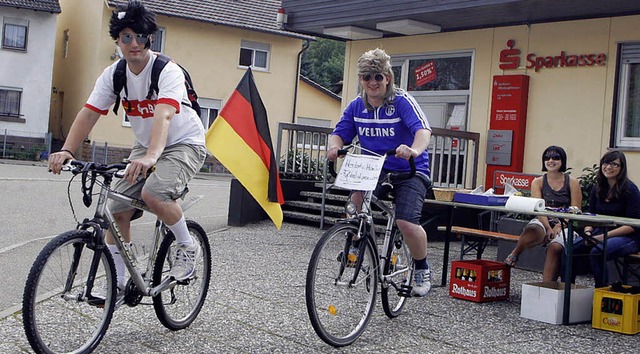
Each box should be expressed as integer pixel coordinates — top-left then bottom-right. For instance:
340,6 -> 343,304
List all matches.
592,285 -> 640,335
449,260 -> 510,302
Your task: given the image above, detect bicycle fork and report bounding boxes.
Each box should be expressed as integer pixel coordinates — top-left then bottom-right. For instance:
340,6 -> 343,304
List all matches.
335,220 -> 374,289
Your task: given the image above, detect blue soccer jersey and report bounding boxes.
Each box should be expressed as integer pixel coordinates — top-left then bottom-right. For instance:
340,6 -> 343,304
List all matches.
332,89 -> 431,175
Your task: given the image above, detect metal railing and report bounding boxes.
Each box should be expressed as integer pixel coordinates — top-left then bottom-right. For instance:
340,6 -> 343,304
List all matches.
276,123 -> 480,188
276,122 -> 333,180
1,129 -> 51,161
428,127 -> 480,189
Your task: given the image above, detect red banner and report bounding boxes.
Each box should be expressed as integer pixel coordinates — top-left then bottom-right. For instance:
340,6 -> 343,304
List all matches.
414,61 -> 436,87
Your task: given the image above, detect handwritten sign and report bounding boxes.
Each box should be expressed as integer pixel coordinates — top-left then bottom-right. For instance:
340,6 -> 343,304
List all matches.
334,153 -> 385,191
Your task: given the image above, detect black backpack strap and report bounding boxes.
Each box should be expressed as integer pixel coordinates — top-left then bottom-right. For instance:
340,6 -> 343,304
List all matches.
112,58 -> 128,115
148,53 -> 170,100
179,62 -> 199,110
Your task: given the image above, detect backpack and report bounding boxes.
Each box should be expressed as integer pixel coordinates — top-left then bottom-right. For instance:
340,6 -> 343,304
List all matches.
112,53 -> 201,117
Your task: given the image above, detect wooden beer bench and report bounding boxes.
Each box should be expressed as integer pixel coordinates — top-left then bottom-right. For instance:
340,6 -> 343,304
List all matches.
439,225 -> 640,284
438,225 -> 520,260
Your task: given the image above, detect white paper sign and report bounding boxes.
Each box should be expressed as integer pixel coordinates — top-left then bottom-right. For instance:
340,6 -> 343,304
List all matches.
448,104 -> 466,127
334,153 -> 385,191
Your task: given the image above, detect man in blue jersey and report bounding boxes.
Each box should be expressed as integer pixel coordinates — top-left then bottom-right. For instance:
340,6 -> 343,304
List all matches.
328,48 -> 433,296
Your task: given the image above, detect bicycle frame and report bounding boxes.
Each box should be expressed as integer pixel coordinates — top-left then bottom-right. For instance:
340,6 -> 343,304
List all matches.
74,166 -> 202,299
339,188 -> 411,295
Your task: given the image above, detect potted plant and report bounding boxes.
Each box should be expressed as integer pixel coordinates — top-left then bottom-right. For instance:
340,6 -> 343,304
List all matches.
577,164 -> 598,212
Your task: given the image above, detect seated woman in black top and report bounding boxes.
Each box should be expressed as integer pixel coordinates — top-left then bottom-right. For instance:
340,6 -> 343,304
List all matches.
572,150 -> 640,287
504,146 -> 582,282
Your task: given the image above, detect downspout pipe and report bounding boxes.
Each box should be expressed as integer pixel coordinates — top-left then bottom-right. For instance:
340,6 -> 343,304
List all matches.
292,39 -> 311,123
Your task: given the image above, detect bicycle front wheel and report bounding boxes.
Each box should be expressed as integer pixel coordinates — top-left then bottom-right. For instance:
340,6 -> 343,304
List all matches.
22,230 -> 117,354
153,220 -> 211,330
381,228 -> 414,318
305,223 -> 378,347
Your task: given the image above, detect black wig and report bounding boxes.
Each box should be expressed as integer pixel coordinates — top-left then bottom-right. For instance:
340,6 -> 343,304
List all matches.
109,1 -> 158,48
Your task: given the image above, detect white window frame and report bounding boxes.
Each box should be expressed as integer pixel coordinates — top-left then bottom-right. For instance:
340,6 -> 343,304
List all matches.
2,17 -> 29,51
63,29 -> 69,58
614,43 -> 640,148
0,86 -> 23,120
239,40 -> 270,71
150,27 -> 165,53
199,98 -> 222,129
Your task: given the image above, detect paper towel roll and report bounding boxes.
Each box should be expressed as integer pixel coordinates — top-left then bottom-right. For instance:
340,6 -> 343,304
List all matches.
505,195 -> 546,213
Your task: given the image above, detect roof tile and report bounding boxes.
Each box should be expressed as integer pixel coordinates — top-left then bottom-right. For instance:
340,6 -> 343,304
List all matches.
0,0 -> 61,13
107,0 -> 313,40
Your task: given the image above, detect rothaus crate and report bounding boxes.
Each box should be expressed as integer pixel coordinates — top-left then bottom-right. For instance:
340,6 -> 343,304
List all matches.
449,260 -> 511,302
592,285 -> 640,335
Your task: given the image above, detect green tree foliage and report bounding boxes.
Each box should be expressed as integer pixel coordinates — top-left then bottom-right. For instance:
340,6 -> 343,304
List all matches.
301,38 -> 345,91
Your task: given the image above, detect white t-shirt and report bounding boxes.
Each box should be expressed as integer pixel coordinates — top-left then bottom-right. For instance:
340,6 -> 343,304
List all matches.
85,52 -> 205,148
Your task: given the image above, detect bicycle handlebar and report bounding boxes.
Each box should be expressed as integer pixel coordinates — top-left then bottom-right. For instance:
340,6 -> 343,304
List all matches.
62,160 -> 129,176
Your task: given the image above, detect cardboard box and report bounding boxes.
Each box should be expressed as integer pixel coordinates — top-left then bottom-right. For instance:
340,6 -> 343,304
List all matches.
592,285 -> 640,335
453,192 -> 509,206
520,282 -> 594,324
449,260 -> 510,302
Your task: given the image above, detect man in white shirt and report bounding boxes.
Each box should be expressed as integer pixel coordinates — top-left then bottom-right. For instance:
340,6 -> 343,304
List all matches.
48,0 -> 207,292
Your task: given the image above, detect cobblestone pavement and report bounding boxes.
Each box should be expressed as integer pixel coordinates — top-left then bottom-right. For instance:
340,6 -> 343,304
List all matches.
1,160 -> 638,352
2,220 -> 640,353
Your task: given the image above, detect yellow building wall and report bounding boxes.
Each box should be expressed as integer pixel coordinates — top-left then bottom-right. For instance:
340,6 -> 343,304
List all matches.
52,0 -> 303,152
52,0 -> 109,143
342,15 -> 640,184
296,80 -> 341,125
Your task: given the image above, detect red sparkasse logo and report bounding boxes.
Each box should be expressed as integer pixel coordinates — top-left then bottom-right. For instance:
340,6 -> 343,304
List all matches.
498,40 -> 607,72
499,39 -> 520,70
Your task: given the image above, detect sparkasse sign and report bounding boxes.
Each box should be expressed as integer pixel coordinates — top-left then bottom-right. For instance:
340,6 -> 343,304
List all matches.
499,39 -> 606,72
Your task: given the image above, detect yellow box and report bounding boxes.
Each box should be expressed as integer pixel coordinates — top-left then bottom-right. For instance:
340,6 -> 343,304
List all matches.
592,285 -> 640,335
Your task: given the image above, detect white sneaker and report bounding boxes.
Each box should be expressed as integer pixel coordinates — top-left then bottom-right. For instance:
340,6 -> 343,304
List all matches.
168,238 -> 201,281
412,268 -> 432,297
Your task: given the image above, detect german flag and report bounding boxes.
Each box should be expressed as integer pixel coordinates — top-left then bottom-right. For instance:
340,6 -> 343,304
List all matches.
205,69 -> 284,229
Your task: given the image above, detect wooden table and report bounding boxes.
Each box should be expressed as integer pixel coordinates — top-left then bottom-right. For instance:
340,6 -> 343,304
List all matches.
423,199 -> 640,325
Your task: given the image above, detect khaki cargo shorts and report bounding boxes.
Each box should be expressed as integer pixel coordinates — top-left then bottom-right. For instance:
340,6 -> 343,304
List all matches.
108,143 -> 207,215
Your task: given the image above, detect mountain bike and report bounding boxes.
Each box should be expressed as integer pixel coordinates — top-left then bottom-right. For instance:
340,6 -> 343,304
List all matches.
22,160 -> 212,354
305,147 -> 417,347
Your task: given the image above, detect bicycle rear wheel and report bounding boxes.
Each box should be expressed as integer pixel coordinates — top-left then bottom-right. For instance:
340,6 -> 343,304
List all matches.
305,223 -> 377,347
153,220 -> 211,330
381,228 -> 414,318
23,230 -> 117,354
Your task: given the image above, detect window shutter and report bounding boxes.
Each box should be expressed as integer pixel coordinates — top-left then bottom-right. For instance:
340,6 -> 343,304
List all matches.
621,43 -> 640,63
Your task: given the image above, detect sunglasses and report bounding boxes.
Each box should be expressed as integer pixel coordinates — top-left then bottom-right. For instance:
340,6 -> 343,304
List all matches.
361,73 -> 385,82
119,33 -> 150,45
543,154 -> 561,161
602,161 -> 621,168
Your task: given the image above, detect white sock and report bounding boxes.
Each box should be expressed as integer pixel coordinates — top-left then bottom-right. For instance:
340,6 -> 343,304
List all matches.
107,244 -> 125,288
168,215 -> 192,246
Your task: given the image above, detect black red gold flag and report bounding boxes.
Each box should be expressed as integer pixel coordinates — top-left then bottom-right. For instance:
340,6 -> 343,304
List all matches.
205,68 -> 284,229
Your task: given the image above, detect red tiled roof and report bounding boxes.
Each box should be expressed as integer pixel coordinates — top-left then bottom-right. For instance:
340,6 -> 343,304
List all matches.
0,0 -> 61,13
107,0 -> 313,40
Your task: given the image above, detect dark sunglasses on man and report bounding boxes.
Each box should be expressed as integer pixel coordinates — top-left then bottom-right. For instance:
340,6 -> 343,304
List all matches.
119,33 -> 150,45
361,73 -> 385,82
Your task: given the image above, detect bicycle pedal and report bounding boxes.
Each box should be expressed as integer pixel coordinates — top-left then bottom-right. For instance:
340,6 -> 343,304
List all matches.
398,284 -> 413,297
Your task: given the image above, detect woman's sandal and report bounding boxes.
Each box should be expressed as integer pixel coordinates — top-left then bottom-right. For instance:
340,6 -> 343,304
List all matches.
504,254 -> 518,267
